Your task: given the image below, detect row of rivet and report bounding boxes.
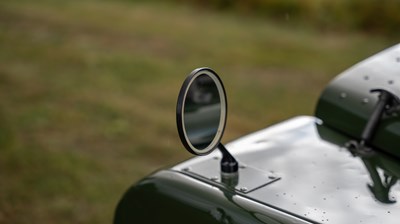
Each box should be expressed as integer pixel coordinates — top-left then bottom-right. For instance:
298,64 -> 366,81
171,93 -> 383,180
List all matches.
339,73 -> 397,104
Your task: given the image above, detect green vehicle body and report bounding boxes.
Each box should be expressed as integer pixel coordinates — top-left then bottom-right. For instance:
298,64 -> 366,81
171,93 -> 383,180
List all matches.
114,44 -> 400,224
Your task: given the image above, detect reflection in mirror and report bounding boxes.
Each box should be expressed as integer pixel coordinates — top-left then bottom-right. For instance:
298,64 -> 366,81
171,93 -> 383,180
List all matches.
177,68 -> 237,173
184,74 -> 221,150
177,67 -> 227,156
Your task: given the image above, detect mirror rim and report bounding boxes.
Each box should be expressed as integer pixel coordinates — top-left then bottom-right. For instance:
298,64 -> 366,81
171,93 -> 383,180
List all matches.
176,67 -> 227,156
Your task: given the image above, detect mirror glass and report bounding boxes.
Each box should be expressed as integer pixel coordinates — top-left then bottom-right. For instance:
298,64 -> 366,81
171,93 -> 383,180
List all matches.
177,68 -> 227,155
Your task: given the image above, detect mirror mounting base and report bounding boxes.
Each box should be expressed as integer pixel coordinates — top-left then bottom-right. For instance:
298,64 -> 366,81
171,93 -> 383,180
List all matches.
218,143 -> 238,174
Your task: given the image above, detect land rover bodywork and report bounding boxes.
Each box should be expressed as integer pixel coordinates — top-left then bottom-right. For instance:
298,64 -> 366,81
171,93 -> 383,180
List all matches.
114,44 -> 400,224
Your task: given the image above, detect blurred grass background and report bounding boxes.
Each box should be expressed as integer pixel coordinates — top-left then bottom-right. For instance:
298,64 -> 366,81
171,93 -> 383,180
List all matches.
0,0 -> 397,223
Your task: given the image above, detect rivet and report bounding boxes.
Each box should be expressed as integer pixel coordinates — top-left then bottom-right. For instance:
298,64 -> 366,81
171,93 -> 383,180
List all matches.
388,80 -> 394,85
268,175 -> 276,180
396,57 -> 400,63
213,156 -> 219,160
340,92 -> 347,99
239,187 -> 248,192
362,98 -> 369,104
364,75 -> 369,80
182,167 -> 191,172
210,176 -> 219,181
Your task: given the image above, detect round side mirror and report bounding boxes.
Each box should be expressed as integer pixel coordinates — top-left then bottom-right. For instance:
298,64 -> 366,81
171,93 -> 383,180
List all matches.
176,68 -> 227,155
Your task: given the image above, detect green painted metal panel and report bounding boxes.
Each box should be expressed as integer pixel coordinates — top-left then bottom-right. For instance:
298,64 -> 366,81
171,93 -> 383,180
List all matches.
315,44 -> 400,157
115,117 -> 400,223
114,170 -> 312,224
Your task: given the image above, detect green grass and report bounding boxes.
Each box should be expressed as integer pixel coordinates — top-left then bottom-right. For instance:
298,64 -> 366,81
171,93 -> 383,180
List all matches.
0,0 -> 394,223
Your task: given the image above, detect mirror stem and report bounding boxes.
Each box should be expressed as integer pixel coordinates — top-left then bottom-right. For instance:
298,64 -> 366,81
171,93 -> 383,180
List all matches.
218,143 -> 238,174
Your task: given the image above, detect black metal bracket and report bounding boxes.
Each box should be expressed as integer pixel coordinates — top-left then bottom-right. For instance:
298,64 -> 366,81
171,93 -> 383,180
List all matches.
347,89 -> 400,155
361,89 -> 400,145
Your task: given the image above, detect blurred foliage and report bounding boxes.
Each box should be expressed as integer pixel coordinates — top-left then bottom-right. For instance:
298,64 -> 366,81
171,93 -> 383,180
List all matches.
172,0 -> 400,36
